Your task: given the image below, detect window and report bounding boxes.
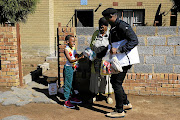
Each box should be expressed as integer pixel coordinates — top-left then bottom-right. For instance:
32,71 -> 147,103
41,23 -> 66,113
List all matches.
75,9 -> 93,27
117,9 -> 145,26
170,9 -> 177,26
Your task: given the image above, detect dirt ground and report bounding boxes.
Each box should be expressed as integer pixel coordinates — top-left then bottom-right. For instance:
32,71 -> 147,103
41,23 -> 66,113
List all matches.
1,58 -> 180,120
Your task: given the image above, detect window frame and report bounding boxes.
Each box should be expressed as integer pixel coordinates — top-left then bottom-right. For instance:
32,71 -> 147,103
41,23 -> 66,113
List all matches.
117,9 -> 145,26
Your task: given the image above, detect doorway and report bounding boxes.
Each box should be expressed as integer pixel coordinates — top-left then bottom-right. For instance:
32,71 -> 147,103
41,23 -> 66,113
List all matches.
75,9 -> 93,27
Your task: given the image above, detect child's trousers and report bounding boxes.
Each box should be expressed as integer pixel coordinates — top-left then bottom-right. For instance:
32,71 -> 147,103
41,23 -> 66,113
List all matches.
64,65 -> 74,101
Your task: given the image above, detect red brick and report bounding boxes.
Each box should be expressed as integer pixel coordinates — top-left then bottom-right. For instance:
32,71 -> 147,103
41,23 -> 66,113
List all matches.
151,91 -> 162,95
122,83 -> 130,86
173,74 -> 178,80
137,2 -> 143,6
140,74 -> 145,80
160,73 -> 165,80
162,84 -> 174,88
0,42 -> 4,45
168,80 -> 179,84
157,80 -> 168,84
1,68 -> 10,72
60,65 -> 64,69
60,61 -> 66,65
130,83 -> 146,87
146,79 -> 157,83
128,90 -> 139,95
157,87 -> 168,92
66,27 -> 71,32
150,83 -> 160,87
144,74 -> 149,80
59,45 -> 66,49
60,36 -> 65,41
60,53 -> 65,57
126,73 -> 131,79
60,73 -> 63,78
165,73 -> 169,80
113,2 -> 118,6
0,34 -> 4,38
136,73 -> 141,79
58,23 -> 61,27
5,34 -> 13,38
134,87 -> 145,91
174,84 -> 180,88
169,74 -> 173,80
139,91 -> 151,95
59,49 -> 64,53
124,79 -> 136,83
123,86 -> 134,90
0,79 -> 6,82
156,74 -> 160,80
162,91 -> 174,96
174,92 -> 180,96
145,87 -> 156,91
60,68 -> 63,73
135,79 -> 146,83
131,73 -> 136,80
168,88 -> 179,92
152,74 -> 157,79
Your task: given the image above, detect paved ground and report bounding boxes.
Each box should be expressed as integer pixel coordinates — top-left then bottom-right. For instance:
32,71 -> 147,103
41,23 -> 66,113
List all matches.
1,59 -> 180,120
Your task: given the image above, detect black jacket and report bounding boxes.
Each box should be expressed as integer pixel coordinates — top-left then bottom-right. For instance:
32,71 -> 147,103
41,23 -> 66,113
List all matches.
110,18 -> 138,53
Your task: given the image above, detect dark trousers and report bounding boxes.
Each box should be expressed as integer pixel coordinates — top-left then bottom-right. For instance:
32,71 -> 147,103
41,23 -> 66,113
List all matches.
111,65 -> 132,112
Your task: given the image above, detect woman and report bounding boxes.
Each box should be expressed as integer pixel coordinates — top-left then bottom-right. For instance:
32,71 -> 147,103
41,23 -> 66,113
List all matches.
89,17 -> 110,102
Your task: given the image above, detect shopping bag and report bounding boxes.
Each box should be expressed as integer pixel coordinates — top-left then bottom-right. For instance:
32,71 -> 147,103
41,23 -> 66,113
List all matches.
83,47 -> 96,61
100,60 -> 119,76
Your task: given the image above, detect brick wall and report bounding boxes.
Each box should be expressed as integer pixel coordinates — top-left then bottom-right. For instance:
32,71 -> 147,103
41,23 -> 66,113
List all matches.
57,23 -> 75,86
20,0 -> 54,57
20,0 -> 179,58
0,26 -> 20,87
54,0 -> 178,27
124,73 -> 180,96
67,26 -> 180,96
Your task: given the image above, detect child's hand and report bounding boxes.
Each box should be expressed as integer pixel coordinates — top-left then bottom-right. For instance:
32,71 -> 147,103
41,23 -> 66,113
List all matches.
79,55 -> 84,59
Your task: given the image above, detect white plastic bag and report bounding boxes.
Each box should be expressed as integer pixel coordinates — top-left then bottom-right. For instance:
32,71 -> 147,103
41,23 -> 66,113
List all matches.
83,47 -> 96,61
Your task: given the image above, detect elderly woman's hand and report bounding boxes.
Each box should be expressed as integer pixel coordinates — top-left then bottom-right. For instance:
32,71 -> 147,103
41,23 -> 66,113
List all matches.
110,48 -> 118,54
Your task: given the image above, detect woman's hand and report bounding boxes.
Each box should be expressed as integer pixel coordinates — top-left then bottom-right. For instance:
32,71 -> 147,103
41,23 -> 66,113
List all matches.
110,48 -> 118,54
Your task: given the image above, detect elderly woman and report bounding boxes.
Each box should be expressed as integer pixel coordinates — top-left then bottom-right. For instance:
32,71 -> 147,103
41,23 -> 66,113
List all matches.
89,17 -> 110,102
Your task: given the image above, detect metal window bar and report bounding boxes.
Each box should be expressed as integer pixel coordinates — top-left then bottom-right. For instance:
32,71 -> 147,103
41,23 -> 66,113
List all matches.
66,14 -> 75,27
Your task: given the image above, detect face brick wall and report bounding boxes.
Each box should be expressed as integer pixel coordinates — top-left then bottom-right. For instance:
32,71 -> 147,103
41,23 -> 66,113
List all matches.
19,0 -> 180,57
57,23 -> 75,86
0,27 -> 20,87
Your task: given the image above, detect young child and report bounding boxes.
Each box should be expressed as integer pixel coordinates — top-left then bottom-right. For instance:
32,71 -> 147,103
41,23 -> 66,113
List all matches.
64,35 -> 84,108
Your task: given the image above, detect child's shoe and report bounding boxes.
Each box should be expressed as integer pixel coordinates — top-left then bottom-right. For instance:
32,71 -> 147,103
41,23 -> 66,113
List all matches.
70,97 -> 82,104
64,100 -> 75,108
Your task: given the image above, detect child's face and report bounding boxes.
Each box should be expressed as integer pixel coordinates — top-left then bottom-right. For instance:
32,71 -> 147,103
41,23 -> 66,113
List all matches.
68,37 -> 75,48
